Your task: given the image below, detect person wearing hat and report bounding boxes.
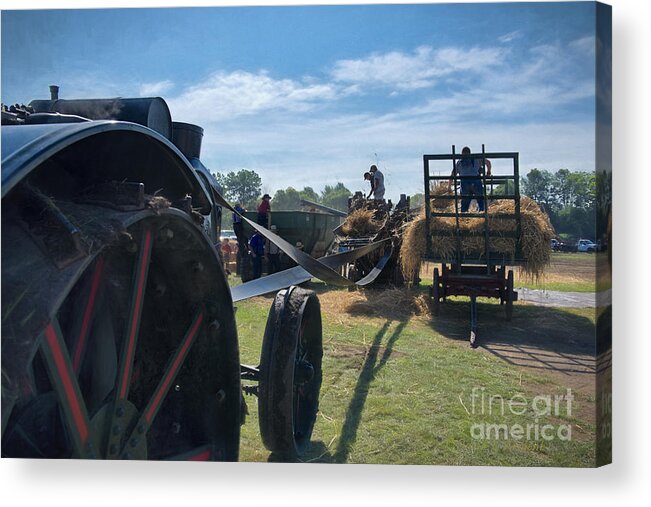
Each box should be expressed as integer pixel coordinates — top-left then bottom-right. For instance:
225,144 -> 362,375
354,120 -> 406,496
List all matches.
267,224 -> 282,274
257,194 -> 272,228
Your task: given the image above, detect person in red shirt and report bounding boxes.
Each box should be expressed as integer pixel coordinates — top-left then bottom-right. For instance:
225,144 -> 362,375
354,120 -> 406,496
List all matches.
257,194 -> 272,229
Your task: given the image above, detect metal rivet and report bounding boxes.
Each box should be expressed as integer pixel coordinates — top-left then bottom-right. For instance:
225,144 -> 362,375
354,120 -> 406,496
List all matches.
174,384 -> 181,392
116,407 -> 124,417
215,389 -> 226,404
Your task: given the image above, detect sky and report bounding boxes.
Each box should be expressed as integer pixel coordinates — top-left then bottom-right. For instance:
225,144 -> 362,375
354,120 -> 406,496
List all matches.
1,1 -> 606,202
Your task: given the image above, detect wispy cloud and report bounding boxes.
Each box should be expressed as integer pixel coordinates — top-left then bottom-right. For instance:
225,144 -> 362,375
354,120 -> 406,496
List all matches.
139,79 -> 174,97
154,36 -> 596,198
330,45 -> 506,91
168,70 -> 338,122
498,30 -> 523,43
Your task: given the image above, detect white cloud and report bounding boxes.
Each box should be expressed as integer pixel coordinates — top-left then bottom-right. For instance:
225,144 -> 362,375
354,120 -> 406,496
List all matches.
498,30 -> 523,43
158,36 -> 596,201
330,45 -> 505,91
168,70 -> 338,122
139,79 -> 174,97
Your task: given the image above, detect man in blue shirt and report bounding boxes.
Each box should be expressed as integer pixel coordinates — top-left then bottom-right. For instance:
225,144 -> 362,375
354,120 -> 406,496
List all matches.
249,231 -> 265,279
450,147 -> 492,212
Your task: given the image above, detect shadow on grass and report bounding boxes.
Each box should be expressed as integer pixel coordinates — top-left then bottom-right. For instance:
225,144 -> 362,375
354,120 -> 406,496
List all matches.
429,300 -> 597,376
295,319 -> 408,463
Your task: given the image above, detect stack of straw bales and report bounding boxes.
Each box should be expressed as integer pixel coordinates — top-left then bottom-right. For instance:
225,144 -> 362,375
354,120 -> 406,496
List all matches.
340,208 -> 383,237
399,185 -> 554,280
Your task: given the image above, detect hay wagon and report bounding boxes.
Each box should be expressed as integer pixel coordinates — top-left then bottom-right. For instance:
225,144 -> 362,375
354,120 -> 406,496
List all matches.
422,146 -> 524,346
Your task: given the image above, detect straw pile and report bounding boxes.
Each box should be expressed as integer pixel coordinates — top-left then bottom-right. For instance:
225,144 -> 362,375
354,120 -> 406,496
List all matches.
400,186 -> 554,281
340,208 -> 383,237
318,287 -> 432,319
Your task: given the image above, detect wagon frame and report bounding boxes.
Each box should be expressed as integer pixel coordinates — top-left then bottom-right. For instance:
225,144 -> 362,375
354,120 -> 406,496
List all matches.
422,145 -> 523,346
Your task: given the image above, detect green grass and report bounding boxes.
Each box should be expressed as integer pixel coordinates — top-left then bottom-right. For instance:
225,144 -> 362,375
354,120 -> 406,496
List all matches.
234,290 -> 598,466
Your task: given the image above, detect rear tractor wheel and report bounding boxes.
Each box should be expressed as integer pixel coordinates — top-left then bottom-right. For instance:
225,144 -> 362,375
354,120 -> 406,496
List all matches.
2,206 -> 241,461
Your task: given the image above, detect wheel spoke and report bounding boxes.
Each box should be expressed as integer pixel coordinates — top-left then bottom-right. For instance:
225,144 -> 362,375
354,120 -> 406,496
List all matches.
40,320 -> 96,458
142,310 -> 204,426
71,256 -> 106,374
116,228 -> 153,401
121,310 -> 205,456
163,444 -> 213,461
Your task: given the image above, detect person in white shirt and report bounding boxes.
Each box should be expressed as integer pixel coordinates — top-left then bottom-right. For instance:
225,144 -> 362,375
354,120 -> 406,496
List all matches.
365,164 -> 385,201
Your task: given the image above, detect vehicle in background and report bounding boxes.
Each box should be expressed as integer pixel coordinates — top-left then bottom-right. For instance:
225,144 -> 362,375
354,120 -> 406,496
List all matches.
577,239 -> 597,252
552,238 -> 576,252
220,229 -> 237,241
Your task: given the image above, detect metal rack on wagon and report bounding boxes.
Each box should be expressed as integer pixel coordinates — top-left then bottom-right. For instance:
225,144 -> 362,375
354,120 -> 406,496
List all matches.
422,145 -> 524,347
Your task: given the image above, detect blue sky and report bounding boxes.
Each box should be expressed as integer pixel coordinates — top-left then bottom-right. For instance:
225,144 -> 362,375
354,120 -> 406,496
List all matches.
1,2 -> 603,201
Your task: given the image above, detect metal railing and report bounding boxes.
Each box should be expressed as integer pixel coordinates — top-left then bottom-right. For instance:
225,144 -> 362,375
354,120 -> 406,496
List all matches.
422,145 -> 523,272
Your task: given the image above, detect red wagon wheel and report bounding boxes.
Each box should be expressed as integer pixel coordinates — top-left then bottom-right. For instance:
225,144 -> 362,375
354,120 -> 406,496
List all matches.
2,208 -> 242,460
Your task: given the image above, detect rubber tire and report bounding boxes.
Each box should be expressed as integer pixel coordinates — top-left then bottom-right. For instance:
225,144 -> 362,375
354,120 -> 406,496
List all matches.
258,286 -> 323,459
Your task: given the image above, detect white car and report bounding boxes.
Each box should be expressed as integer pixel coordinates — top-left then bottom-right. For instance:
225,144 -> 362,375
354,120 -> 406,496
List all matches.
576,239 -> 597,252
220,229 -> 237,242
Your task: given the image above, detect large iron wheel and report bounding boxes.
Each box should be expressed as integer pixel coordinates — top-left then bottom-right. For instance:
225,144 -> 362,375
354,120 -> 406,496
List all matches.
2,208 -> 241,461
258,286 -> 323,459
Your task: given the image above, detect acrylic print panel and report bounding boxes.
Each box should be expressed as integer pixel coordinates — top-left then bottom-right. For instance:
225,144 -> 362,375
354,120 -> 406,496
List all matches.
0,1 -> 611,466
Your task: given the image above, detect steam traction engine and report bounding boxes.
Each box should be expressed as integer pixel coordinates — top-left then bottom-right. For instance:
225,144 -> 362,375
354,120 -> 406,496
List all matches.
1,87 -> 323,460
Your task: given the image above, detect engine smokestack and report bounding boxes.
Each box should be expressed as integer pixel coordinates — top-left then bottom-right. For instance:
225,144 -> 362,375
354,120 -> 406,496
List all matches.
49,85 -> 59,101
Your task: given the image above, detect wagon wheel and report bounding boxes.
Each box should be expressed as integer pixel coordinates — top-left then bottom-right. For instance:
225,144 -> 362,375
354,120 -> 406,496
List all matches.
258,287 -> 323,459
432,268 -> 441,316
505,269 -> 514,321
2,209 -> 241,461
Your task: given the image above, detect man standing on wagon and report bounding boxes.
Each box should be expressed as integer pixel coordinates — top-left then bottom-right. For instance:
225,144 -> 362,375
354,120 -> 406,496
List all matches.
257,194 -> 272,228
449,146 -> 492,212
365,164 -> 386,201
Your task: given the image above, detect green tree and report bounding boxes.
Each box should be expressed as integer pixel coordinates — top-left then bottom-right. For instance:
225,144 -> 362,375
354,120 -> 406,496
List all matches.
321,182 -> 351,212
215,169 -> 262,208
299,186 -> 320,203
521,168 -> 555,209
272,187 -> 302,210
410,193 -> 425,208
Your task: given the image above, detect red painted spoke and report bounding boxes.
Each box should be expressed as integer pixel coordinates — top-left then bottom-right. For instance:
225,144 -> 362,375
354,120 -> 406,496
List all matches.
41,321 -> 94,458
120,311 -> 205,457
72,256 -> 105,374
116,228 -> 153,401
164,445 -> 212,461
143,310 -> 204,426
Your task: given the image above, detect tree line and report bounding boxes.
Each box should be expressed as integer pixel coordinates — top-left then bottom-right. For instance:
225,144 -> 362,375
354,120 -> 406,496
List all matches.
215,167 -> 607,241
409,168 -> 604,240
214,169 -> 353,226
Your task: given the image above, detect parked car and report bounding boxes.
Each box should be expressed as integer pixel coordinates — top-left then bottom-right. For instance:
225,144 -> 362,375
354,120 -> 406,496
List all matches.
220,229 -> 237,242
552,238 -> 575,252
577,239 -> 597,252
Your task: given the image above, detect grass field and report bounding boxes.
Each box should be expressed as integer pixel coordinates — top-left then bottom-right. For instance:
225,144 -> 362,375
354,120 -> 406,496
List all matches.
233,272 -> 600,466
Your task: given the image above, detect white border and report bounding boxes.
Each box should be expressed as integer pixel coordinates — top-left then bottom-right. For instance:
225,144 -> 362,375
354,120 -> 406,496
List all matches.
1,0 -> 649,505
